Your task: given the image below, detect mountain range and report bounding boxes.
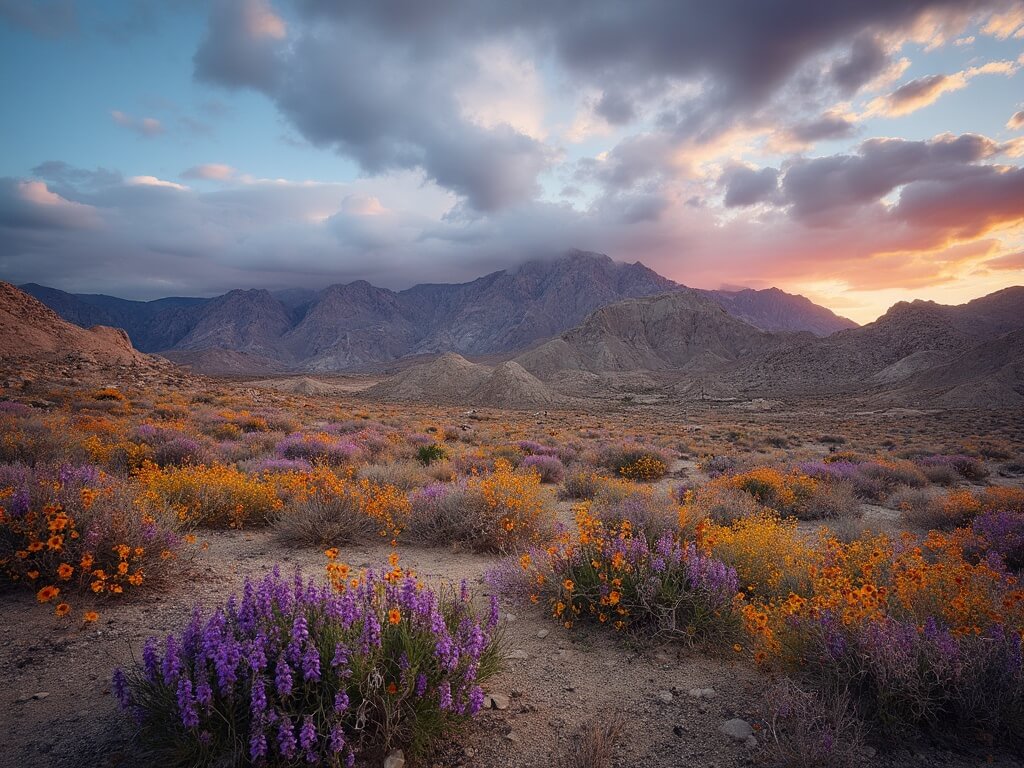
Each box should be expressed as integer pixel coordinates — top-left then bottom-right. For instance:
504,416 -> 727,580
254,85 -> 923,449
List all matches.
20,251 -> 855,373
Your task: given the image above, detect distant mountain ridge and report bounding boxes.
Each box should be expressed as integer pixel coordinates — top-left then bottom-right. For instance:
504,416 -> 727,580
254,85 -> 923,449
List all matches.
20,250 -> 856,372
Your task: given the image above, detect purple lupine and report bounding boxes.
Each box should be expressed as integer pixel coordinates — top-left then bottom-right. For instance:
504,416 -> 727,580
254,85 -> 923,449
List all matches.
468,685 -> 485,715
334,690 -> 350,713
275,657 -> 293,697
438,681 -> 453,711
251,676 -> 267,717
277,717 -> 297,760
177,677 -> 200,728
142,637 -> 159,682
415,673 -> 428,697
301,642 -> 321,682
249,727 -> 268,761
111,668 -> 130,708
329,724 -> 346,754
299,715 -> 317,761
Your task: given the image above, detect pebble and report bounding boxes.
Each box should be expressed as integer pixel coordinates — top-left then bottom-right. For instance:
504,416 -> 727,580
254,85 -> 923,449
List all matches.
506,649 -> 528,660
688,687 -> 716,699
536,629 -> 549,639
719,718 -> 754,742
504,613 -> 517,623
16,692 -> 49,703
383,749 -> 405,768
485,693 -> 510,710
657,690 -> 674,703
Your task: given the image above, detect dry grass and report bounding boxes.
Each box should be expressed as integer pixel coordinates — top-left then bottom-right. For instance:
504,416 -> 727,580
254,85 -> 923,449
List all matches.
556,714 -> 624,768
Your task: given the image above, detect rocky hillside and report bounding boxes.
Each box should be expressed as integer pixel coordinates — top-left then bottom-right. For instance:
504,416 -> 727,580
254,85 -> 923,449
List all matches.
22,251 -> 857,372
721,287 -> 1024,396
698,287 -> 856,336
0,282 -> 153,366
515,290 -> 782,378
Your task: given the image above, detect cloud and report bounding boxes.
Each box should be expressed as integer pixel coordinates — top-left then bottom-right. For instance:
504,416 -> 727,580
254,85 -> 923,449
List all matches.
110,110 -> 164,137
127,176 -> 189,191
0,178 -> 99,231
0,0 -> 75,38
721,165 -> 780,208
869,60 -> 1019,117
190,0 -> 1014,211
1009,110 -> 1024,130
182,163 -> 237,181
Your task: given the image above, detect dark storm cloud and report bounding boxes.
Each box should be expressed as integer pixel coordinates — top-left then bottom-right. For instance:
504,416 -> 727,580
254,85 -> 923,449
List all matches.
829,33 -> 890,94
779,133 -> 1004,222
193,0 -> 1012,209
721,166 -> 781,207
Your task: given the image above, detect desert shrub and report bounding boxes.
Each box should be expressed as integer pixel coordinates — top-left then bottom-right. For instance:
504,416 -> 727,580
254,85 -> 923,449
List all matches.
93,387 -> 127,402
114,566 -> 502,766
451,451 -> 493,477
135,461 -> 283,529
727,468 -> 818,517
918,462 -> 959,486
744,531 -> 1024,740
416,444 -> 448,466
242,457 -> 313,474
406,461 -> 553,552
358,461 -> 430,491
559,470 -> 616,501
687,484 -> 763,526
277,432 -> 361,466
274,471 -> 409,547
0,415 -> 79,466
971,511 -> 1024,571
916,454 -> 989,482
0,463 -> 184,618
597,444 -> 669,481
704,512 -> 814,601
517,440 -> 559,457
897,486 -> 1024,531
759,678 -> 865,768
796,480 -> 861,521
496,507 -> 742,645
588,486 -> 678,536
520,454 -> 564,484
699,454 -> 739,478
854,459 -> 927,499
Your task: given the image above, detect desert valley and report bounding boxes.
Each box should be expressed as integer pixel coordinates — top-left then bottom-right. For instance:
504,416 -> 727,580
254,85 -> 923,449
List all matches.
3,2 -> 1024,768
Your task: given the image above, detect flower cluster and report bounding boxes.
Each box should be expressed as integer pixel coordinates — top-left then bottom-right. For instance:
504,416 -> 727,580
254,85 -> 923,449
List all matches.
496,506 -> 741,645
0,463 -> 184,621
115,565 -> 502,766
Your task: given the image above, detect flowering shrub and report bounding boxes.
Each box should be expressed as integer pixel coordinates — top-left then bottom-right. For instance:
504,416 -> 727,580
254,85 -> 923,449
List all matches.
588,485 -> 679,536
114,565 -> 502,765
135,462 -> 283,528
727,468 -> 818,516
274,468 -> 409,546
495,506 -> 741,645
741,529 -> 1024,739
702,512 -> 814,601
276,433 -> 362,466
405,460 -> 553,552
558,470 -> 630,501
519,454 -> 564,484
971,511 -> 1024,571
0,463 -> 184,620
597,444 -> 669,481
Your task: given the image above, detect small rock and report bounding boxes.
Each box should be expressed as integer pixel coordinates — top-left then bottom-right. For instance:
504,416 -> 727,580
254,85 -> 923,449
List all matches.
863,746 -> 877,759
657,690 -> 674,704
719,718 -> 754,742
701,688 -> 716,699
33,692 -> 49,701
383,749 -> 405,768
505,731 -> 519,743
488,693 -> 510,710
504,613 -> 517,623
506,649 -> 528,660
536,629 -> 549,639
745,735 -> 758,749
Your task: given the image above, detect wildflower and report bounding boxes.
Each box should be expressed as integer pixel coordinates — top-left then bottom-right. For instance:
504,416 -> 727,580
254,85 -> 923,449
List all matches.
47,534 -> 63,551
325,547 -> 339,560
563,579 -> 574,592
80,553 -> 94,569
388,607 -> 401,625
37,585 -> 59,603
27,541 -> 43,553
57,563 -> 74,580
84,611 -> 99,623
54,602 -> 71,617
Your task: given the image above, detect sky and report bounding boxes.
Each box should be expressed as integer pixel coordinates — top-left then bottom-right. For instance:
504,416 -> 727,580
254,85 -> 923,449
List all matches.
1,1 -> 1023,323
